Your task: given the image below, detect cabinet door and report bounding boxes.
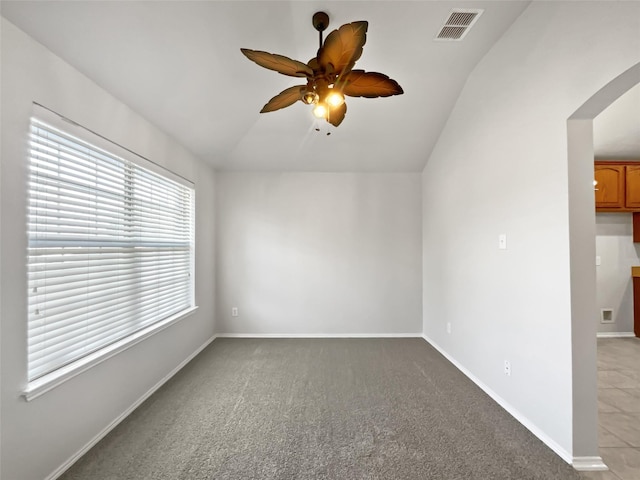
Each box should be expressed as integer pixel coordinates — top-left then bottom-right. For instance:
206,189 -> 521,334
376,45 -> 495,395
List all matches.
626,165 -> 640,208
595,165 -> 625,209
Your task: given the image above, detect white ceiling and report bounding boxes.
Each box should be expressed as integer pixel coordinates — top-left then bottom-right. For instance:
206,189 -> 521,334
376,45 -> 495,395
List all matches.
1,0 -> 537,172
594,82 -> 640,160
3,1 -> 638,171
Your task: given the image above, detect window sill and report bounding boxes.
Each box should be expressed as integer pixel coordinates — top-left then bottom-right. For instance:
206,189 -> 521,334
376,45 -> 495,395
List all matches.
23,306 -> 199,402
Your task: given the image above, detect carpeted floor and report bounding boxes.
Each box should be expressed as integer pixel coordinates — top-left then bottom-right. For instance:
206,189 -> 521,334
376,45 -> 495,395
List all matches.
59,338 -> 583,480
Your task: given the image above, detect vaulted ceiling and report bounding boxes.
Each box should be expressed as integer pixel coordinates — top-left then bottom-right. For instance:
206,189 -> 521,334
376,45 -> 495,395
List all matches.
2,1 -> 638,171
594,82 -> 640,160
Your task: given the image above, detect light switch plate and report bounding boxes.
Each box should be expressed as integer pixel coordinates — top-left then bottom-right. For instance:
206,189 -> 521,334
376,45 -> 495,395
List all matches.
498,234 -> 507,250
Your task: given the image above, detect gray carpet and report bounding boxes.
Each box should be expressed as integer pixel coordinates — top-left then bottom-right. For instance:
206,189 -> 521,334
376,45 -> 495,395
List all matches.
60,338 -> 583,479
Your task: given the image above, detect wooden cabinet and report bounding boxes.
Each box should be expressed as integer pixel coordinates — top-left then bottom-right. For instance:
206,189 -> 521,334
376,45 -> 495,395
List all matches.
626,165 -> 640,208
595,161 -> 640,212
595,161 -> 640,243
595,165 -> 625,209
631,267 -> 640,337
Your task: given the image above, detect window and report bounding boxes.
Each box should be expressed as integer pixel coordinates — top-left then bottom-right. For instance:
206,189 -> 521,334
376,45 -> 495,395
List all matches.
26,106 -> 195,391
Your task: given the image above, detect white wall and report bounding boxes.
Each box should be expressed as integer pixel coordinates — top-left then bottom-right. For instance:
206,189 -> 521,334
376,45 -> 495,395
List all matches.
422,0 -> 640,462
595,213 -> 638,334
1,19 -> 216,480
215,173 -> 422,335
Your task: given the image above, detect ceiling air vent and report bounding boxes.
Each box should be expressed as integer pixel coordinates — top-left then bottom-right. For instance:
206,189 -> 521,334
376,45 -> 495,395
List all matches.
435,8 -> 483,41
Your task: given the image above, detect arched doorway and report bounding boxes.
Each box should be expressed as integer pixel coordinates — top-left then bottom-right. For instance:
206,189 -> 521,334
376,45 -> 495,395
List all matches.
568,62 -> 640,468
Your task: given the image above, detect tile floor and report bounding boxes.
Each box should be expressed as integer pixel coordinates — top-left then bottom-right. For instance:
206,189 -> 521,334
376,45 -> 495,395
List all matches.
580,337 -> 640,480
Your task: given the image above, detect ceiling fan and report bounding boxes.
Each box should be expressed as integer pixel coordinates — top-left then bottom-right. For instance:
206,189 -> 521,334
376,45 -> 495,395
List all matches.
241,11 -> 403,127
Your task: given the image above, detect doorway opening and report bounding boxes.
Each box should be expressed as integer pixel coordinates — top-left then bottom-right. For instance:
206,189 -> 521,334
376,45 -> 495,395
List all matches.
568,62 -> 640,469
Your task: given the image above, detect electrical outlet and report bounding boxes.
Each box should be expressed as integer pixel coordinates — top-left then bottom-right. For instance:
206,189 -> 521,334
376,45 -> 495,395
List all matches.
446,322 -> 451,334
231,307 -> 238,317
504,360 -> 511,376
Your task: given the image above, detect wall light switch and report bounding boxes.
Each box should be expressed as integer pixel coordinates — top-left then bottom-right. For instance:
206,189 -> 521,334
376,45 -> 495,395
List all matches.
596,256 -> 601,266
231,307 -> 238,317
498,234 -> 507,250
446,322 -> 451,334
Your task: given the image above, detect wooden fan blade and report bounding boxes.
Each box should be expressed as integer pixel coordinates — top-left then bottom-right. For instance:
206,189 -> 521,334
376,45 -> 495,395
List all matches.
241,48 -> 313,77
260,86 -> 305,113
327,102 -> 347,127
339,70 -> 404,98
318,21 -> 368,78
307,57 -> 320,73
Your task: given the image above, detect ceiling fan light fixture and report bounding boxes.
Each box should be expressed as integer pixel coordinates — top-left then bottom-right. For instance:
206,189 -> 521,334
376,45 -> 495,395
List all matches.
301,89 -> 319,105
313,103 -> 328,119
326,90 -> 345,107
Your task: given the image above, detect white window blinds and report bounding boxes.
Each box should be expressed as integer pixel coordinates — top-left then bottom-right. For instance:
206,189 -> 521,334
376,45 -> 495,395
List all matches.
27,112 -> 194,382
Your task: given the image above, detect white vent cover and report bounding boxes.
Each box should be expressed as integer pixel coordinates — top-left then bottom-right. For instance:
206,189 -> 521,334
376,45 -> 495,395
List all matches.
435,8 -> 484,41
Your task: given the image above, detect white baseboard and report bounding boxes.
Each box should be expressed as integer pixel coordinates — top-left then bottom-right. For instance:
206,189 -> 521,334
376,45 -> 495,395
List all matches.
421,334 -> 575,465
216,333 -> 423,338
572,456 -> 608,471
597,332 -> 636,338
47,334 -> 217,480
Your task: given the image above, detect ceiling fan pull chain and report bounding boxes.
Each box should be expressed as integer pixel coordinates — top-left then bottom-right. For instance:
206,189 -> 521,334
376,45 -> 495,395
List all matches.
314,122 -> 332,136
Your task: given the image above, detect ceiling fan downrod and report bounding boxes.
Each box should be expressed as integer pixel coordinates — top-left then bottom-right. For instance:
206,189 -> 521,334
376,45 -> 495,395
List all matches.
312,11 -> 329,49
